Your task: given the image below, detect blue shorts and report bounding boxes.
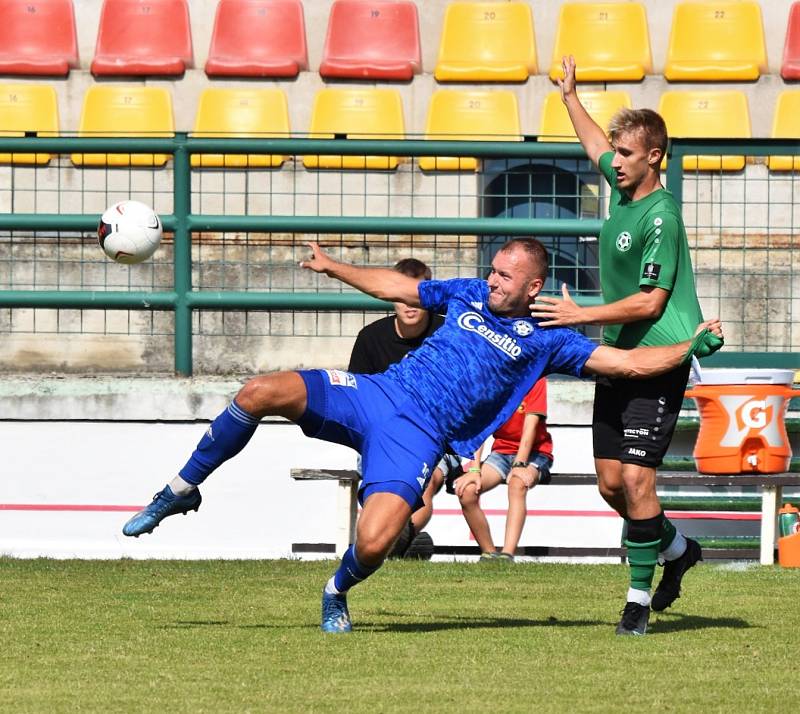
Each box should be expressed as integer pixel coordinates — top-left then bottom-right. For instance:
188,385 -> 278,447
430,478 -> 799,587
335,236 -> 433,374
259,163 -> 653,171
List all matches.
483,451 -> 553,485
296,369 -> 445,512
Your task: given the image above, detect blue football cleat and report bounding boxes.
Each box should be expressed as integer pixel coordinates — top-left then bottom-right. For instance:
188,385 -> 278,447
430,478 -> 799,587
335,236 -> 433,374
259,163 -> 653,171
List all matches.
321,589 -> 352,633
122,485 -> 201,537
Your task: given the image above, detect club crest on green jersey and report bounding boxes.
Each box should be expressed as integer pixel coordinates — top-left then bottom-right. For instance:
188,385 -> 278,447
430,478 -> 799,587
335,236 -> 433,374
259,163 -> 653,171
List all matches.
616,231 -> 632,252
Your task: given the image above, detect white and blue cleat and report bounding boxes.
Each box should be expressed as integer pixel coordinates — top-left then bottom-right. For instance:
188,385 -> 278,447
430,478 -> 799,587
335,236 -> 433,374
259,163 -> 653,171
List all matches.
320,590 -> 352,633
122,485 -> 202,537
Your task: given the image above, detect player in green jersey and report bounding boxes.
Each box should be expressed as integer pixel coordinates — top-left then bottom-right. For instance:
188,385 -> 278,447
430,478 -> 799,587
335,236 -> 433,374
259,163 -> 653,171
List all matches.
531,56 -> 721,636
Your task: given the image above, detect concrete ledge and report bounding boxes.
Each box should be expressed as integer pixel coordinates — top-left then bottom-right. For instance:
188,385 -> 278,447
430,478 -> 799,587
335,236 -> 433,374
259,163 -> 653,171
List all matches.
0,375 -> 245,421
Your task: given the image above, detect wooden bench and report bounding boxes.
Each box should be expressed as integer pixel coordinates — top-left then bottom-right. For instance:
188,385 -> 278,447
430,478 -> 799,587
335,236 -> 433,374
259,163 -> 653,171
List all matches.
291,468 -> 800,564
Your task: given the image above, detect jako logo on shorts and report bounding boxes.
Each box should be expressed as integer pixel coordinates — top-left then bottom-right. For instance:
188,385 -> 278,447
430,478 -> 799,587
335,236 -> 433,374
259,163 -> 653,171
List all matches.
457,312 -> 522,360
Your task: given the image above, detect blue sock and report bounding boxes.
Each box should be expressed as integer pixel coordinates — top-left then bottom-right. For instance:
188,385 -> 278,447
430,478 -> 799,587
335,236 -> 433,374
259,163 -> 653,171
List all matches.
330,545 -> 381,593
178,401 -> 260,485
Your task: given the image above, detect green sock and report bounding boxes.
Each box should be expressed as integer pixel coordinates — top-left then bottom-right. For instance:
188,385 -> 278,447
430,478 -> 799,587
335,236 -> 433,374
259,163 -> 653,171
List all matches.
624,538 -> 660,591
660,515 -> 677,552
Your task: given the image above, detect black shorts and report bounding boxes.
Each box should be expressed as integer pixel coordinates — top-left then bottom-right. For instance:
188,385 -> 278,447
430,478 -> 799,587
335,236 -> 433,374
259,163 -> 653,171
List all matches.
592,363 -> 690,468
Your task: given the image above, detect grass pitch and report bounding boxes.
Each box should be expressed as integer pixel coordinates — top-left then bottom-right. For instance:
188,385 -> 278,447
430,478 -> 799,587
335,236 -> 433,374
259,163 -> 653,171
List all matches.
1,558 -> 798,713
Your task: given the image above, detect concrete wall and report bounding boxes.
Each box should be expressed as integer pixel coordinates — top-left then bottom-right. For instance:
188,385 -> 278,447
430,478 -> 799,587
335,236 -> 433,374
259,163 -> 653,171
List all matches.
0,375 -> 625,559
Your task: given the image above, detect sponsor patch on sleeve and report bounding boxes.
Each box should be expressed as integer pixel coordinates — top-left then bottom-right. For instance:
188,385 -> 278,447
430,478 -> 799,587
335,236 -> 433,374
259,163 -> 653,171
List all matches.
642,262 -> 661,280
324,369 -> 358,388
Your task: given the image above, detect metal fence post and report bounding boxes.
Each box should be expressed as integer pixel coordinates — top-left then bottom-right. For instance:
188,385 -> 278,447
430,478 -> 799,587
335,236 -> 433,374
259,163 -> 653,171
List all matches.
172,133 -> 192,376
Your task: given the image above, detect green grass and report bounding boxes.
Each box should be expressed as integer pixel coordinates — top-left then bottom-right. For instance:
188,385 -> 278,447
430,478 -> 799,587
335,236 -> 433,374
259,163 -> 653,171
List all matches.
2,558 -> 798,713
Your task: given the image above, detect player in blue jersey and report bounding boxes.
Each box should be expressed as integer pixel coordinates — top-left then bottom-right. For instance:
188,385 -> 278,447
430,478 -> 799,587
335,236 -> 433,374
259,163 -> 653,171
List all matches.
122,238 -> 722,634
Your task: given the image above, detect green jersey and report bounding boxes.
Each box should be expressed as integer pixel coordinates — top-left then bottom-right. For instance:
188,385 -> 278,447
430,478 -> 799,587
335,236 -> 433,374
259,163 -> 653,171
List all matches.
597,151 -> 703,349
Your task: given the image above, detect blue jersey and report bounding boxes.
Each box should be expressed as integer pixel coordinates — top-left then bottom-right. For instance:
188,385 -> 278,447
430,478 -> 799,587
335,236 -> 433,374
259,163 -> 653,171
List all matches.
382,278 -> 597,456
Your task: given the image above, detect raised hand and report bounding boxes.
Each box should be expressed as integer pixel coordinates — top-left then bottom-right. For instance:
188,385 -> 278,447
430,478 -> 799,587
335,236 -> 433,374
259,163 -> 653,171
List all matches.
557,55 -> 577,101
299,241 -> 334,274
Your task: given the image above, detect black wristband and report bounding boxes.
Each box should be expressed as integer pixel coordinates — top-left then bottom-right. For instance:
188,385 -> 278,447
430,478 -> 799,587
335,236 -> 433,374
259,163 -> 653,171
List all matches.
511,461 -> 528,469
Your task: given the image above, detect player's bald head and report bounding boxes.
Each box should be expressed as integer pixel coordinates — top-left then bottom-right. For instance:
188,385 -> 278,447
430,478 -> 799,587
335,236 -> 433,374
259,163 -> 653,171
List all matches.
498,239 -> 548,282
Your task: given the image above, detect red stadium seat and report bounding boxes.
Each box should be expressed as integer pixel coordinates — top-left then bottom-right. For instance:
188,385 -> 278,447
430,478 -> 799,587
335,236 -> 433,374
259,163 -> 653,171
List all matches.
0,0 -> 78,76
205,0 -> 307,78
91,0 -> 193,76
782,2 -> 800,80
319,0 -> 421,80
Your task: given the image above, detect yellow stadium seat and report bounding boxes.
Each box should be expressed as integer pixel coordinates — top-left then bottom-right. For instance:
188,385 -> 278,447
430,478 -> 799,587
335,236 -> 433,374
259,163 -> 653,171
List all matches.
0,84 -> 59,165
191,88 -> 290,168
548,3 -> 651,82
303,88 -> 405,170
538,90 -> 632,143
767,91 -> 800,171
419,90 -> 520,171
664,2 -> 766,81
658,91 -> 750,171
72,86 -> 174,167
434,2 -> 537,82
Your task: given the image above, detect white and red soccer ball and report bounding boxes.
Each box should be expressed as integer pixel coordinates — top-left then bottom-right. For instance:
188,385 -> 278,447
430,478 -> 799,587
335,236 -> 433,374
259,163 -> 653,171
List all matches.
97,200 -> 163,264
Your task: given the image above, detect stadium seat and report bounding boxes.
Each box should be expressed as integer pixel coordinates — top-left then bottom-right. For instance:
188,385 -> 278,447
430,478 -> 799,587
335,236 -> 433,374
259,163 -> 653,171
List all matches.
658,91 -> 750,171
434,2 -> 537,82
205,0 -> 307,78
663,2 -> 766,81
0,0 -> 78,76
71,86 -> 174,167
91,0 -> 193,76
191,88 -> 290,168
319,0 -> 420,80
767,91 -> 800,171
419,90 -> 520,171
539,90 -> 631,142
0,84 -> 59,165
548,3 -> 651,82
303,88 -> 405,170
781,2 -> 800,80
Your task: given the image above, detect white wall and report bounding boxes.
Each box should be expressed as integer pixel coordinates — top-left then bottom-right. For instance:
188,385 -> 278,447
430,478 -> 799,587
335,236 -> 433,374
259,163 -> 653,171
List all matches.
0,376 -> 622,559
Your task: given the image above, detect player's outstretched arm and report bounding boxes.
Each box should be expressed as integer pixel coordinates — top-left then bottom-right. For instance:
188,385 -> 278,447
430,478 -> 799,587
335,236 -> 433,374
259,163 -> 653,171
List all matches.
531,283 -> 669,327
583,319 -> 723,379
558,55 -> 613,167
300,241 -> 422,306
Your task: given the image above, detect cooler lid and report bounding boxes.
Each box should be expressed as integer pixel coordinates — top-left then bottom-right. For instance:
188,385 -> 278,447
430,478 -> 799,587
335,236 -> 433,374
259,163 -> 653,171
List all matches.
697,368 -> 795,385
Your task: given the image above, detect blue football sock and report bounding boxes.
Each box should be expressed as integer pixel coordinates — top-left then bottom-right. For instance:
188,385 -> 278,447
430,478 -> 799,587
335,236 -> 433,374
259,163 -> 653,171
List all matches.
331,545 -> 381,593
178,401 -> 260,485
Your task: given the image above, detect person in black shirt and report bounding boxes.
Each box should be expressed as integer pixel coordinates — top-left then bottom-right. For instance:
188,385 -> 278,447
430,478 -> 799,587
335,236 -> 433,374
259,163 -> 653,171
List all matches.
348,258 -> 460,557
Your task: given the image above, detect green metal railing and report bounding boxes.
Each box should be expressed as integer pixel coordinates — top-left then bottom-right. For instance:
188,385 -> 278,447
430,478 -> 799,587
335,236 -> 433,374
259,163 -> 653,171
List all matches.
2,135 -> 800,374
0,136 -> 603,374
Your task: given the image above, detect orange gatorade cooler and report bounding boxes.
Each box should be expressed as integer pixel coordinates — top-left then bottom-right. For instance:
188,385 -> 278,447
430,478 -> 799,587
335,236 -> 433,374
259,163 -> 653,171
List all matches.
778,505 -> 800,567
684,369 -> 800,474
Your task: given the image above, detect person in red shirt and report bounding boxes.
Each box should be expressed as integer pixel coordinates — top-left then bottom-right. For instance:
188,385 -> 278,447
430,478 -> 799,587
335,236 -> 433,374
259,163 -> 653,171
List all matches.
455,377 -> 553,561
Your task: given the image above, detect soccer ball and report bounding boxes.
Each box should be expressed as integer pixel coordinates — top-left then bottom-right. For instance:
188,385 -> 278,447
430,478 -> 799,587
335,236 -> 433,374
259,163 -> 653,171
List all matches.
97,200 -> 163,264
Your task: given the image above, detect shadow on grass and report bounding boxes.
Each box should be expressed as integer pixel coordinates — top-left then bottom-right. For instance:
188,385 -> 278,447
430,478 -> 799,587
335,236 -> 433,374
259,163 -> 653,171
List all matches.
356,615 -> 607,633
162,615 -> 605,633
651,613 -> 756,634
